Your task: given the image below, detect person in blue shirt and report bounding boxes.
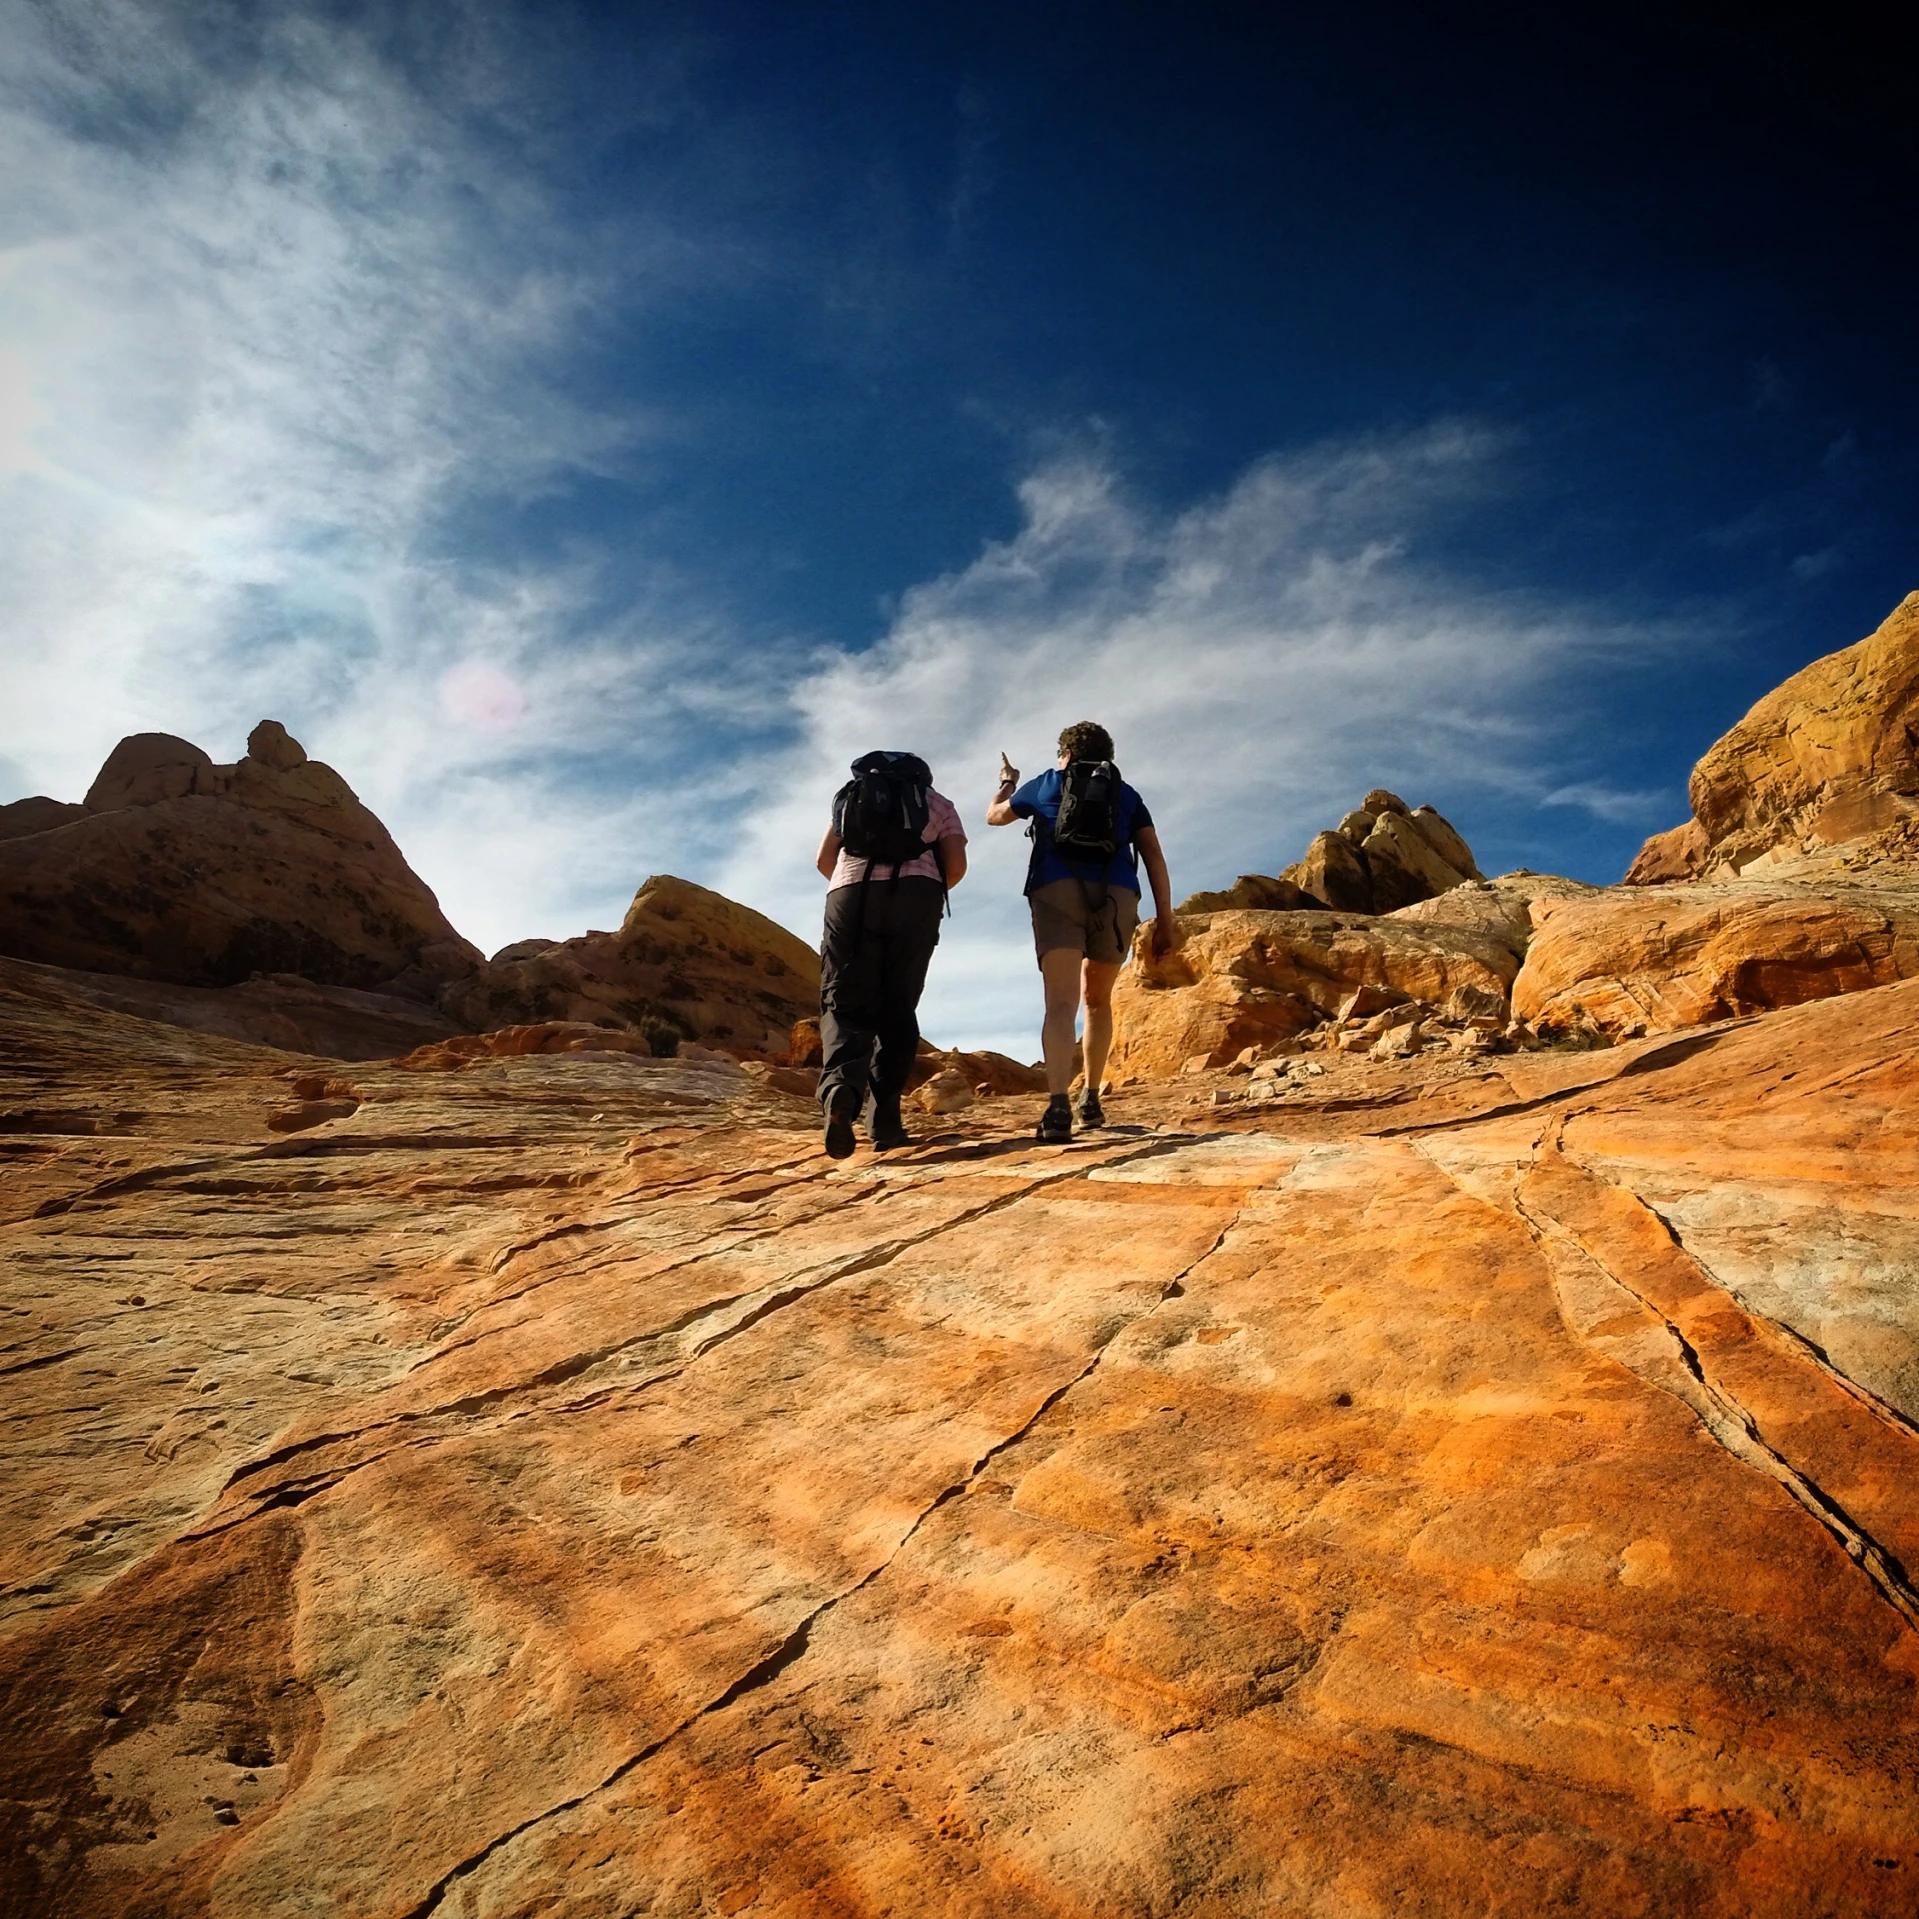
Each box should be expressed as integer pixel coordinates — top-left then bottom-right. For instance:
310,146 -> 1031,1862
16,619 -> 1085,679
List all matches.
986,720 -> 1177,1142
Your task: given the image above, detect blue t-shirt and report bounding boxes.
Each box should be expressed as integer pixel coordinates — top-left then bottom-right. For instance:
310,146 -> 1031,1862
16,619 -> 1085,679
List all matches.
1010,767 -> 1154,895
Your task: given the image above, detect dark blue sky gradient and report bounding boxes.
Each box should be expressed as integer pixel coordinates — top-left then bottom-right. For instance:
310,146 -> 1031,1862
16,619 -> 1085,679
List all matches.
438,0 -> 1914,878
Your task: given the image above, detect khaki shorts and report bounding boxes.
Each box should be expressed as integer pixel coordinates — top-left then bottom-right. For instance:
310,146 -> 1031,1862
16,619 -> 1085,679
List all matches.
1028,876 -> 1141,966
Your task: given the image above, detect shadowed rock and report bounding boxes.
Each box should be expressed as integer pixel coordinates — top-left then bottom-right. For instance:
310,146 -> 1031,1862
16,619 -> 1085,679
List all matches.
0,721 -> 480,997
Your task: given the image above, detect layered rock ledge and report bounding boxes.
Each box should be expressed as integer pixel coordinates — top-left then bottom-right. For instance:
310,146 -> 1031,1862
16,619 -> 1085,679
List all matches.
4,955 -> 1917,1916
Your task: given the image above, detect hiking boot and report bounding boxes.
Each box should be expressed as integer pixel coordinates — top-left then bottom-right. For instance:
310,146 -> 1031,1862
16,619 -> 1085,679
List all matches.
1035,1094 -> 1073,1144
868,1091 -> 913,1151
1076,1086 -> 1105,1129
822,1086 -> 860,1161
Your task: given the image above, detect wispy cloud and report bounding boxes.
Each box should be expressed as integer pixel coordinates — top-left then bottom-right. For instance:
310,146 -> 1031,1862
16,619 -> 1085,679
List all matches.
0,0 -> 725,943
1539,782 -> 1671,823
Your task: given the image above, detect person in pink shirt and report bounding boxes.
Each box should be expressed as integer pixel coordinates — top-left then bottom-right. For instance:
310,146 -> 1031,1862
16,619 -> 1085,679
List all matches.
814,752 -> 967,1157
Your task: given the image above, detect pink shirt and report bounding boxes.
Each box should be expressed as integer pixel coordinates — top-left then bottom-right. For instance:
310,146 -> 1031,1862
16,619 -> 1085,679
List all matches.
829,788 -> 965,888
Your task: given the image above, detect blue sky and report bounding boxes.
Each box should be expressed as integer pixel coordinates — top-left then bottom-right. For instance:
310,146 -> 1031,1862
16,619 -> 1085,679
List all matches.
2,1 -> 1913,1052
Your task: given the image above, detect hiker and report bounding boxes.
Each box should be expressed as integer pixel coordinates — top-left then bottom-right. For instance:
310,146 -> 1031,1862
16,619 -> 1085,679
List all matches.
814,751 -> 967,1159
987,722 -> 1176,1143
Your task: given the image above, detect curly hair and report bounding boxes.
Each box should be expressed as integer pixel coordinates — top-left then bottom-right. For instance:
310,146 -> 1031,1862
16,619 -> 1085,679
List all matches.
1056,720 -> 1115,763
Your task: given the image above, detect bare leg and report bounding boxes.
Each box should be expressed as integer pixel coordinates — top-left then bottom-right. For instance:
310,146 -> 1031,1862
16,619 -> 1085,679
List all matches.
1080,958 -> 1121,1092
1039,947 -> 1083,1096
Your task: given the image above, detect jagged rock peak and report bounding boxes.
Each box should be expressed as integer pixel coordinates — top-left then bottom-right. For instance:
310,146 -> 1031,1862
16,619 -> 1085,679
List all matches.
1177,791 -> 1482,918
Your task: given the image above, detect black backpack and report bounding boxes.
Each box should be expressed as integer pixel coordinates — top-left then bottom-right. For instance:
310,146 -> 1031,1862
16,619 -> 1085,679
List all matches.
1051,759 -> 1123,866
834,751 -> 934,868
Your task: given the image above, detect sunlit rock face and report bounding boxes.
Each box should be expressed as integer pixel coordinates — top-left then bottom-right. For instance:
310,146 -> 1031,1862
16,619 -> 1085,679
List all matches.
1126,794 -> 1511,1075
1516,592 -> 1919,1038
1513,880 -> 1919,1039
0,720 -> 480,996
1179,789 -> 1485,920
1110,908 -> 1517,1074
4,951 -> 1919,1916
1628,590 -> 1919,882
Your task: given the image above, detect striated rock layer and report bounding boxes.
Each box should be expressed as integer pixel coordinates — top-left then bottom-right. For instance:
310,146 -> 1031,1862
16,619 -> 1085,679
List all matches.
3,955 -> 1917,1916
1513,874 -> 1919,1039
1627,590 -> 1919,882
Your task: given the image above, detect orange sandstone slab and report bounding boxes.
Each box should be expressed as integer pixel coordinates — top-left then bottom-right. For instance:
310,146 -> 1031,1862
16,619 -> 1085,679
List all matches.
3,966 -> 1918,1917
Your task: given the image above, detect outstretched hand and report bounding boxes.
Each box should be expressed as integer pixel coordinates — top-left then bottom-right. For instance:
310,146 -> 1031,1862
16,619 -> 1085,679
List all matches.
997,751 -> 1018,789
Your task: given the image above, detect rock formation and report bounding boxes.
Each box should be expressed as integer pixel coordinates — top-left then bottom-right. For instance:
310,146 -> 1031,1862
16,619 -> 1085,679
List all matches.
6,938 -> 1919,1915
1514,881 -> 1919,1039
1178,788 -> 1483,918
1626,590 -> 1919,881
443,873 -> 822,1060
0,721 -> 480,997
1131,595 -> 1919,1066
1,729 -> 830,1063
0,956 -> 466,1061
1112,907 -> 1517,1074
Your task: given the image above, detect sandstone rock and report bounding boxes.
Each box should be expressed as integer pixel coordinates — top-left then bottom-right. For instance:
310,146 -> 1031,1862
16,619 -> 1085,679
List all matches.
1512,882 -> 1919,1039
1441,980 -> 1509,1024
740,1060 -> 822,1098
1174,873 -> 1320,915
1295,830 -> 1374,913
1112,908 -> 1515,1076
265,1095 -> 360,1132
9,960 -> 1919,1914
913,1067 -> 976,1114
0,956 -> 466,1061
397,1021 -> 653,1071
82,732 -> 214,810
1359,809 -> 1470,912
1625,593 -> 1919,880
1408,803 -> 1482,880
1370,1020 -> 1422,1059
282,1072 -> 360,1100
1202,795 -> 1483,921
1623,817 -> 1710,885
788,1015 -> 824,1066
1389,871 -> 1603,957
443,875 -> 820,1060
245,718 -> 306,773
0,798 -> 85,842
0,722 -> 481,996
1697,591 -> 1919,863
490,938 -> 561,964
909,1046 -> 1047,1097
1337,983 -> 1405,1021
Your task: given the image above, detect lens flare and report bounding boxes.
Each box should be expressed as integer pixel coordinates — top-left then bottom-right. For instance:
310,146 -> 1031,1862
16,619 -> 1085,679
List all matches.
439,661 -> 526,730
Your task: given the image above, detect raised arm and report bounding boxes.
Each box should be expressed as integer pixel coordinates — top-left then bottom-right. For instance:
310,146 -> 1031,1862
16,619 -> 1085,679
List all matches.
985,750 -> 1021,827
1135,824 -> 1180,957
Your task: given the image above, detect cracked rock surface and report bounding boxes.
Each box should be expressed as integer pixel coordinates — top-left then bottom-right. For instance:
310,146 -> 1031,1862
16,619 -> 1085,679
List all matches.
3,960 -> 1918,1916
